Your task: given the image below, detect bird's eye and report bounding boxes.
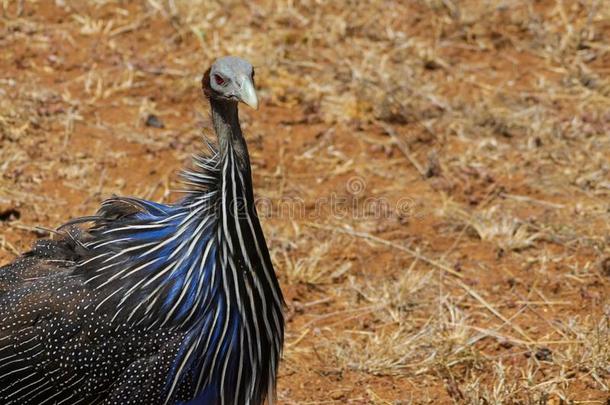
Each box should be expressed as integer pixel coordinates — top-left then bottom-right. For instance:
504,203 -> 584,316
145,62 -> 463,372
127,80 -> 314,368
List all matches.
214,74 -> 225,86
251,70 -> 255,79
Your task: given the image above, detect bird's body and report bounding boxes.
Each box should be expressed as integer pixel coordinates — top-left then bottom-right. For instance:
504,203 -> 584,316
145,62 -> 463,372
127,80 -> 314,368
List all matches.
0,57 -> 284,405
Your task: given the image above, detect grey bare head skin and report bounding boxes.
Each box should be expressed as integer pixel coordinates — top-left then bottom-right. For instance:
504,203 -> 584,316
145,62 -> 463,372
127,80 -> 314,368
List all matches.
208,56 -> 258,110
203,56 -> 258,174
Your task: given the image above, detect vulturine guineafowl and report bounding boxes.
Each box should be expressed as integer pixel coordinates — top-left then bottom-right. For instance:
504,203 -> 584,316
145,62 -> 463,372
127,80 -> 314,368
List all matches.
0,56 -> 284,405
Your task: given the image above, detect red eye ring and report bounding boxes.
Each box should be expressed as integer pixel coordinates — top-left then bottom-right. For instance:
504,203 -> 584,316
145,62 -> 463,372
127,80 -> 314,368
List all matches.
214,74 -> 225,85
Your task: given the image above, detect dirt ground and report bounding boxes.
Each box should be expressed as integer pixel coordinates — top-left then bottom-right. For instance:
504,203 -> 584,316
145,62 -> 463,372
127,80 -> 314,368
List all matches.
1,0 -> 609,403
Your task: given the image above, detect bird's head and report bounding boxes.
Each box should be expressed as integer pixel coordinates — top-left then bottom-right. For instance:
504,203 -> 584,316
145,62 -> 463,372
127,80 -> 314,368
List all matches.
203,56 -> 258,110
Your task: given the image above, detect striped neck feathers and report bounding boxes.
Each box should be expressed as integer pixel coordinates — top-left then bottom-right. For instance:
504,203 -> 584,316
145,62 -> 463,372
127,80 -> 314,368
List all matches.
210,98 -> 252,186
76,92 -> 276,332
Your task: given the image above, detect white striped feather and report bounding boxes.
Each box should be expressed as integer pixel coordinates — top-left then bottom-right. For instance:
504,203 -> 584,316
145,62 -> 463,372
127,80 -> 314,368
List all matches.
64,128 -> 282,404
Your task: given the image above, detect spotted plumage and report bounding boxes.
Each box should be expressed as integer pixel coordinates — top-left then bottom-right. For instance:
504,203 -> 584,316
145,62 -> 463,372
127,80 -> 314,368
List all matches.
0,56 -> 284,405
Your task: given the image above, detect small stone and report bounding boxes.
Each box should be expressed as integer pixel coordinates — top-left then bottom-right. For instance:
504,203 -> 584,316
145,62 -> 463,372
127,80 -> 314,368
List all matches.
0,206 -> 20,222
535,347 -> 553,361
145,114 -> 164,128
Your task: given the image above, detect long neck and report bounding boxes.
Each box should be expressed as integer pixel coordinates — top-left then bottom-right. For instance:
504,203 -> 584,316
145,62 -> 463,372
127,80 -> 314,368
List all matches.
210,99 -> 252,186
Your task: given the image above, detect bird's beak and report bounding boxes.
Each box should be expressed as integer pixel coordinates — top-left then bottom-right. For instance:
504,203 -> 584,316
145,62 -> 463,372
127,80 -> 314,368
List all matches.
239,77 -> 259,110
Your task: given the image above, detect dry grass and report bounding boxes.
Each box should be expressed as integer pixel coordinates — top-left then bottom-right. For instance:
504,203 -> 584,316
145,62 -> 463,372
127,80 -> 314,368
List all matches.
1,0 -> 609,403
